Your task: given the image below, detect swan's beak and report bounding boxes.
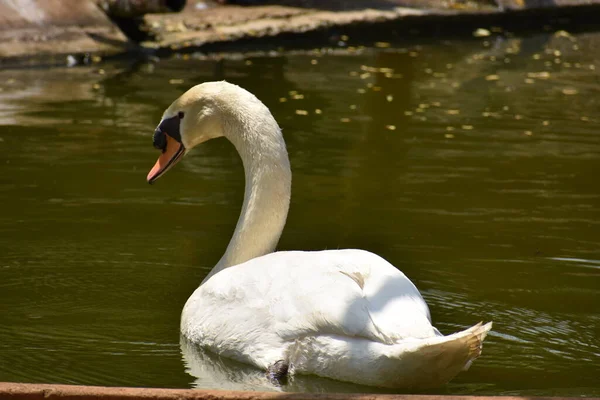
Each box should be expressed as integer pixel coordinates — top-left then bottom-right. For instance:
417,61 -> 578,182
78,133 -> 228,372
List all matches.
147,133 -> 186,184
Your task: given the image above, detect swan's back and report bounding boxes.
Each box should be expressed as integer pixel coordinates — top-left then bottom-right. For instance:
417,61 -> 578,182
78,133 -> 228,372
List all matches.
182,249 -> 436,360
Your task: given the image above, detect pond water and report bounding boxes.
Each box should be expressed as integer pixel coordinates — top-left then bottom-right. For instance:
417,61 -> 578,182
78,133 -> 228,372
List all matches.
0,28 -> 599,396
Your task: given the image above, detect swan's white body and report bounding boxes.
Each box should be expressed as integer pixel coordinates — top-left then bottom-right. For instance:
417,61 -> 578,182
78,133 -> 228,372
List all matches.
150,81 -> 492,389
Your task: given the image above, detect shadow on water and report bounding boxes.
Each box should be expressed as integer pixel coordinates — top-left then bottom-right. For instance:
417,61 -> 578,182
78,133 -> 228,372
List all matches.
0,28 -> 599,396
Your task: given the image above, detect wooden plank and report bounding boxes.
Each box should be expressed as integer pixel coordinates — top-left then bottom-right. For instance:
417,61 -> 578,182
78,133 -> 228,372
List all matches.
1,382 -> 598,400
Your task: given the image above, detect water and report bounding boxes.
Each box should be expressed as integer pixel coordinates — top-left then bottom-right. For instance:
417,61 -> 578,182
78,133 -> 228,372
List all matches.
1,29 -> 599,396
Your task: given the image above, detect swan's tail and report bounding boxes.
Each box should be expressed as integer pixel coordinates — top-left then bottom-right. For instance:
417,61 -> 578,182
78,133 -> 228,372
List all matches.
413,321 -> 492,372
459,321 -> 493,370
380,321 -> 493,388
288,322 -> 492,389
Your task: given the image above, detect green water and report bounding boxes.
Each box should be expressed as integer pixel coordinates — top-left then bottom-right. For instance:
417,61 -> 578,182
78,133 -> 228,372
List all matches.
1,30 -> 599,396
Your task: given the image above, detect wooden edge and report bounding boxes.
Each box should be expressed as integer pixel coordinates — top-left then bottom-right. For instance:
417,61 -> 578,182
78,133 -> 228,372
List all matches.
0,383 -> 598,400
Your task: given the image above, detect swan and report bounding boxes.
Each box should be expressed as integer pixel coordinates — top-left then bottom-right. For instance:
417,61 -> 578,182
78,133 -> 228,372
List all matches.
147,81 -> 492,389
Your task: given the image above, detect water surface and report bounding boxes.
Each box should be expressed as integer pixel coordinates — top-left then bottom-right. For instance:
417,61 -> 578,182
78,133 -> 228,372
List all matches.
1,29 -> 599,396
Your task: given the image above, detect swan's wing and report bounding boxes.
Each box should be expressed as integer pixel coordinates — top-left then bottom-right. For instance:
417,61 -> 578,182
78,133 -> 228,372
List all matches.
271,250 -> 435,343
197,249 -> 436,348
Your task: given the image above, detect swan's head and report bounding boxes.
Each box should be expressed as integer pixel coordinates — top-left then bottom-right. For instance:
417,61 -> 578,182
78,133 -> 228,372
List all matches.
147,82 -> 229,184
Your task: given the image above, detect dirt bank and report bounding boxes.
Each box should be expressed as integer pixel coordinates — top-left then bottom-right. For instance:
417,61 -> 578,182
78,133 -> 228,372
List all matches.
1,0 -> 599,67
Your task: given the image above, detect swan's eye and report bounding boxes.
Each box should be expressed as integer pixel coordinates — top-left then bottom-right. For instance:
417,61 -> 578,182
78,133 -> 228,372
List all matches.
153,129 -> 167,152
178,111 -> 185,119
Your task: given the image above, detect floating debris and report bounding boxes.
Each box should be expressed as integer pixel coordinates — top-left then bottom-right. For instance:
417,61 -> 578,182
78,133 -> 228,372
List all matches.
385,73 -> 403,79
445,133 -> 455,139
554,30 -> 573,39
360,65 -> 394,74
385,125 -> 396,131
279,97 -> 287,103
562,88 -> 578,95
169,79 -> 183,84
375,42 -> 391,48
315,109 -> 322,115
386,95 -> 393,102
295,110 -> 308,116
446,109 -> 460,115
462,125 -> 474,130
473,28 -> 491,38
542,120 -> 550,126
311,59 -> 318,65
505,46 -> 520,55
66,55 -> 77,67
485,74 -> 500,81
524,131 -> 533,136
527,71 -> 550,79
291,94 -> 305,100
340,117 -> 350,123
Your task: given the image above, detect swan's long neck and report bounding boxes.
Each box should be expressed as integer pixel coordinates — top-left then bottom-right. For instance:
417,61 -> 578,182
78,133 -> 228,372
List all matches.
202,104 -> 291,283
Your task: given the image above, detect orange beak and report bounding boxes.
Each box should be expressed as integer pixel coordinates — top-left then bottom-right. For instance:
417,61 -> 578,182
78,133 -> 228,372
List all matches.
147,133 -> 185,184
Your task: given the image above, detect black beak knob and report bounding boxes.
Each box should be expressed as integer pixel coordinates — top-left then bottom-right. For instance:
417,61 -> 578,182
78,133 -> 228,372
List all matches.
153,129 -> 167,152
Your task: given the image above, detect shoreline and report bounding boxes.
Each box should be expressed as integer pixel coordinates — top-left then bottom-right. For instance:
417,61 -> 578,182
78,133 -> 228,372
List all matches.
0,1 -> 599,68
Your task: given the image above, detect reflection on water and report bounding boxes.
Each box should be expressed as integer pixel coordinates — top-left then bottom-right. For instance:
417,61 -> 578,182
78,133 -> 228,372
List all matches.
181,338 -> 387,393
0,29 -> 599,396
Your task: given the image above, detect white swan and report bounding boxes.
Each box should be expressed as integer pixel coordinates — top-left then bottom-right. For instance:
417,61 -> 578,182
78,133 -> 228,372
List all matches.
147,81 -> 492,389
